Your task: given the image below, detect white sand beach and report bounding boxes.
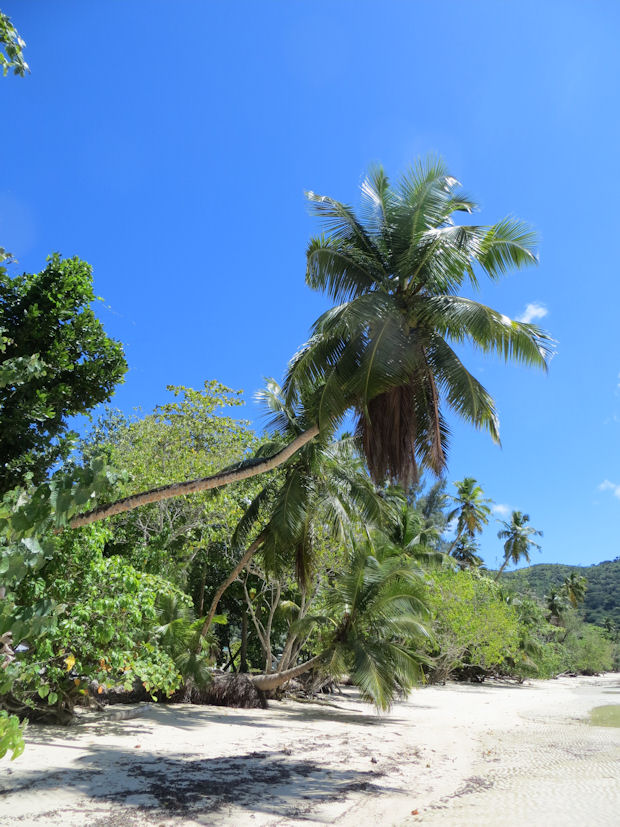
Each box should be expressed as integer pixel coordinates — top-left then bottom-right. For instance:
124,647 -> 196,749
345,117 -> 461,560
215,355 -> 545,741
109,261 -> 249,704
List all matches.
1,673 -> 618,826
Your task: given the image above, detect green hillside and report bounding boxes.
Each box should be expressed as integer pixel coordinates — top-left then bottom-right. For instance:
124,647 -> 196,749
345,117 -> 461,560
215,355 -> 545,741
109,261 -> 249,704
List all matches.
503,558 -> 620,627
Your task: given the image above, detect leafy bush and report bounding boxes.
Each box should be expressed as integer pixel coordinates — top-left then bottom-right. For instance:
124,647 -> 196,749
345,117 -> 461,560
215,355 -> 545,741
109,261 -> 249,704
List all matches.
425,569 -> 521,681
3,526 -> 193,719
562,624 -> 614,675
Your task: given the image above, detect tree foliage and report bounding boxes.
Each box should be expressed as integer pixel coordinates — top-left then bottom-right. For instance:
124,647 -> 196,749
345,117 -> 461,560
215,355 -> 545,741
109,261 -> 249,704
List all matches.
0,709 -> 23,760
426,569 -> 521,681
503,559 -> 620,627
0,255 -> 127,494
0,10 -> 27,77
80,382 -> 260,585
3,524 -> 207,720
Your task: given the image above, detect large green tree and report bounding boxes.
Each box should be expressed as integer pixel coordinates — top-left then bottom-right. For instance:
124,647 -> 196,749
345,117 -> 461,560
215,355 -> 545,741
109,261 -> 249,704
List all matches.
79,382 -> 260,586
0,255 -> 127,494
284,160 -> 554,486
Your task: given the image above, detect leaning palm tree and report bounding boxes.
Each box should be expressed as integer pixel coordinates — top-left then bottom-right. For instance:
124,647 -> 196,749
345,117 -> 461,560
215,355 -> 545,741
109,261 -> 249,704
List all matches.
69,423 -> 320,529
494,510 -> 542,580
67,159 -> 552,532
446,477 -> 492,555
249,545 -> 431,710
284,159 -> 553,487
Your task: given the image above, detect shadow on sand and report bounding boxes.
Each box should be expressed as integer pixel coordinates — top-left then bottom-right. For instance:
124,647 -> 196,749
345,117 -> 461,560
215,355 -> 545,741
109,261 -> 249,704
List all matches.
1,739 -> 401,822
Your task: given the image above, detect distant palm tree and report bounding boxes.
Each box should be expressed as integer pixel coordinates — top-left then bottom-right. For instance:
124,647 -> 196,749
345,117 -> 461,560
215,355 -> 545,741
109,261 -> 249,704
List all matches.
249,545 -> 431,709
284,159 -> 553,488
385,494 -> 442,550
415,479 -> 449,534
494,511 -> 542,581
447,477 -> 492,554
451,537 -> 484,570
546,586 -> 568,626
561,572 -> 587,608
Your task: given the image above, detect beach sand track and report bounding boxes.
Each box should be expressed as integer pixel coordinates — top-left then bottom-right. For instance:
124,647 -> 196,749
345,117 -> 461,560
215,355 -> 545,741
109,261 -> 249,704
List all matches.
0,674 -> 618,826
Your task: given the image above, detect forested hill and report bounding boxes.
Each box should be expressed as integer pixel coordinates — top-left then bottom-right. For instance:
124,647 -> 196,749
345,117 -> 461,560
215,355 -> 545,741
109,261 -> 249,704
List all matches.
503,559 -> 620,627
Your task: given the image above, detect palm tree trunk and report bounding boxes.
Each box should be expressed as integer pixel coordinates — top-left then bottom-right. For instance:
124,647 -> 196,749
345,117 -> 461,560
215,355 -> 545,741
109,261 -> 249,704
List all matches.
494,558 -> 509,582
197,535 -> 264,645
197,564 -> 208,616
263,581 -> 281,673
277,591 -> 308,672
249,653 -> 324,692
69,425 -> 320,529
446,528 -> 462,557
277,634 -> 296,673
239,609 -> 248,673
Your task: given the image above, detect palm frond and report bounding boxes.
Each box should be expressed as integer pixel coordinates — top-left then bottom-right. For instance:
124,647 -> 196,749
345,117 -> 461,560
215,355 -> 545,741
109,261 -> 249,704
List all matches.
425,336 -> 500,442
254,378 -> 299,436
419,296 -> 555,369
305,190 -> 386,270
402,224 -> 482,293
306,235 -> 382,302
230,480 -> 278,550
347,638 -> 394,709
360,165 -> 397,237
476,217 -> 538,278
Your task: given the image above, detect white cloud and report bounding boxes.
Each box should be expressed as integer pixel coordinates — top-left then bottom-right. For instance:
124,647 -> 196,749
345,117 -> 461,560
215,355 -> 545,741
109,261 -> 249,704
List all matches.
518,303 -> 548,324
492,503 -> 511,517
598,480 -> 620,499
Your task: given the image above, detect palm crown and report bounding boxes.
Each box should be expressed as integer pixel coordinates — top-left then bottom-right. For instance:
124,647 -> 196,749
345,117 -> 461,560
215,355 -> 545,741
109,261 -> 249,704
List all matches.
496,510 -> 542,579
285,159 -> 554,487
447,477 -> 492,542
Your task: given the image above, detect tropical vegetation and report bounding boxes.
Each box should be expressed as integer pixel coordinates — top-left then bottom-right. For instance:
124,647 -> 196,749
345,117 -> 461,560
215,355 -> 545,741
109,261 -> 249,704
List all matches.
503,559 -> 620,628
1,160 -> 616,762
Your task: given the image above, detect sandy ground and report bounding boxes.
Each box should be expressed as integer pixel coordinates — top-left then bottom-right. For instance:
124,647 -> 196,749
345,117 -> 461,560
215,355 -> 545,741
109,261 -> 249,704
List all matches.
0,673 -> 618,826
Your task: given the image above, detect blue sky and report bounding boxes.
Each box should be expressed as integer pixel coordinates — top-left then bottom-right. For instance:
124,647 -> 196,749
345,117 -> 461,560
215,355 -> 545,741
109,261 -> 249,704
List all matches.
2,1 -> 620,569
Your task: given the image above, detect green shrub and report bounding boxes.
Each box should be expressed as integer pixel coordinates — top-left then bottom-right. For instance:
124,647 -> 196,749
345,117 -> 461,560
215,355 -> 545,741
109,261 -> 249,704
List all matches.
425,570 -> 521,681
562,624 -> 614,675
3,526 -> 192,719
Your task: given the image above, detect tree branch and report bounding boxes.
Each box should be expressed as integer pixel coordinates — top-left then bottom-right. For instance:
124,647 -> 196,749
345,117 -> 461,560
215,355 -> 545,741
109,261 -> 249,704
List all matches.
69,425 -> 319,529
197,534 -> 265,644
